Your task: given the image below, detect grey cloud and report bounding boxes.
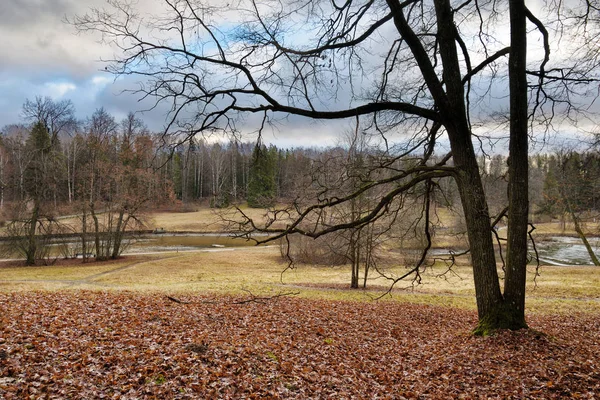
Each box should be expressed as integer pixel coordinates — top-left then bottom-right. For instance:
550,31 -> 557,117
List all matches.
0,0 -> 113,78
91,75 -> 175,131
92,72 -> 352,147
0,0 -> 592,152
0,0 -> 72,27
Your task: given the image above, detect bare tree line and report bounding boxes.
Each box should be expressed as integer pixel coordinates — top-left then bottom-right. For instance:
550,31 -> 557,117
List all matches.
4,97 -> 600,268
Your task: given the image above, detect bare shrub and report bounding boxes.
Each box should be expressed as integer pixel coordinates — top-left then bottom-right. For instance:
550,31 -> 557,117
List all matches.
0,216 -> 73,265
280,234 -> 348,266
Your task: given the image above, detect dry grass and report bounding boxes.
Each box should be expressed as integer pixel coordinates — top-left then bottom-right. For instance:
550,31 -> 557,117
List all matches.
149,208 -> 231,232
0,256 -> 160,291
1,246 -> 598,316
149,205 -> 292,232
148,204 -> 462,235
4,204 -> 598,239
2,203 -> 597,319
530,219 -> 600,236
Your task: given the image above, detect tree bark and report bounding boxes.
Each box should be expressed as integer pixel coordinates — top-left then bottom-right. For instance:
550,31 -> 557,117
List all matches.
452,138 -> 505,322
433,0 -> 504,323
91,204 -> 104,261
503,0 -> 529,330
111,210 -> 127,259
350,230 -> 359,289
81,207 -> 88,262
566,206 -> 600,266
25,200 -> 40,265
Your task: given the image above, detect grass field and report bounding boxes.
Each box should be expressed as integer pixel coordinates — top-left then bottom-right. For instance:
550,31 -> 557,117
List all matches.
150,205 -> 292,232
8,202 -> 598,240
1,244 -> 598,315
1,206 -> 599,313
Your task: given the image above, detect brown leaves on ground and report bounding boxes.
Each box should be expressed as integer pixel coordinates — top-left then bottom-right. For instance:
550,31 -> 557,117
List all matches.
0,292 -> 598,399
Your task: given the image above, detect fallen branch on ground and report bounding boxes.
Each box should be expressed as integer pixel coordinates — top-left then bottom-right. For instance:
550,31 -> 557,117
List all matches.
165,290 -> 300,306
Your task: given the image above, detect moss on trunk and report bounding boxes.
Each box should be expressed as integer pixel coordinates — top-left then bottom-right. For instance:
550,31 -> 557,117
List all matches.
473,303 -> 528,336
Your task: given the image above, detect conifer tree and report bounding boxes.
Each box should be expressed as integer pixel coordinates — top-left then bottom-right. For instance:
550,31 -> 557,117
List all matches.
247,140 -> 277,208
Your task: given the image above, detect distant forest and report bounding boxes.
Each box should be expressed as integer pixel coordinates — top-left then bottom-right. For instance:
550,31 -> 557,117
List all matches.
2,97 -> 600,225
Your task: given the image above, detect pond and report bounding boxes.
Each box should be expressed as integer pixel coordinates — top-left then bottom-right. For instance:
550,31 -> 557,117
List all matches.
2,232 -> 597,266
534,236 -> 600,266
132,234 -> 596,265
0,232 -> 266,260
126,233 -> 261,254
427,235 -> 600,266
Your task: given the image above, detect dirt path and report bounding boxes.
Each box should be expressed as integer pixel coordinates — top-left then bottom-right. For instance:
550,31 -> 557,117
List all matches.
0,257 -> 178,289
0,246 -> 276,289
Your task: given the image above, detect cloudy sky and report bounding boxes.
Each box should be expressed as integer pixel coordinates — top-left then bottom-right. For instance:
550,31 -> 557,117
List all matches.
0,1 -> 125,125
0,0 -> 594,150
0,0 -> 348,146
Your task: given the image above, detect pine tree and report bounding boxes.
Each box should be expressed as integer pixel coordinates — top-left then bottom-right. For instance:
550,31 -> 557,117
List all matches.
24,122 -> 53,203
172,152 -> 183,200
18,122 -> 53,265
247,141 -> 277,208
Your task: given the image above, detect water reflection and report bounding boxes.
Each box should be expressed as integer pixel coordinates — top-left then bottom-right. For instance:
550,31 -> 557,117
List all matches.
0,233 -> 260,259
128,233 -> 257,254
534,236 -> 600,266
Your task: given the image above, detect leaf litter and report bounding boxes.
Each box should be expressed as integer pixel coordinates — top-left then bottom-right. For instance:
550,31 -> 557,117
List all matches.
0,292 -> 598,398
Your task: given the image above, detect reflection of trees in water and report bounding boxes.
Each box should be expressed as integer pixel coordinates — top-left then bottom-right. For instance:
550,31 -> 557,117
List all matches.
534,237 -> 600,265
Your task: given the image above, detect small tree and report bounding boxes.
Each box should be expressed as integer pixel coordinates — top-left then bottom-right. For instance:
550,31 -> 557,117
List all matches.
75,108 -> 158,261
4,120 -> 65,265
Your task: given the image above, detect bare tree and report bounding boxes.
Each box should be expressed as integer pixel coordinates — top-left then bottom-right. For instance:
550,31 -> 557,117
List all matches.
3,120 -> 67,265
21,96 -> 76,145
73,0 -> 595,332
279,134 -> 389,289
120,112 -> 147,143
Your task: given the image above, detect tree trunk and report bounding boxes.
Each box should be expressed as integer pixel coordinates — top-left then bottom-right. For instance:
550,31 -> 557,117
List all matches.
502,0 -> 529,331
53,167 -> 58,211
350,230 -> 359,289
453,146 -> 504,321
231,144 -> 237,200
67,147 -> 72,204
72,142 -> 78,203
568,206 -> 600,266
111,210 -> 126,259
433,0 -> 505,327
25,201 -> 40,265
363,228 -> 371,289
81,207 -> 88,262
91,205 -> 104,261
182,151 -> 188,202
19,155 -> 25,201
199,151 -> 204,199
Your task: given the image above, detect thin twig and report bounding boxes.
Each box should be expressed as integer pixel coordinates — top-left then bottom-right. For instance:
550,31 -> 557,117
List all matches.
166,295 -> 191,304
233,289 -> 301,304
528,223 -> 541,289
